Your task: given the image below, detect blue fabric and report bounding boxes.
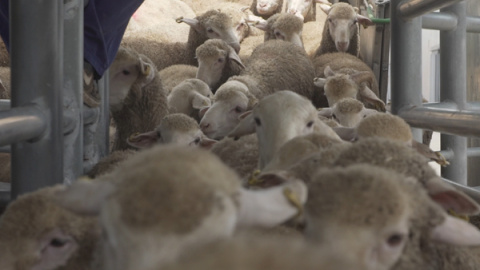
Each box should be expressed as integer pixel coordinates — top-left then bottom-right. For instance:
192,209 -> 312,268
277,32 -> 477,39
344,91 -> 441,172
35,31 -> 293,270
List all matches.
0,0 -> 143,78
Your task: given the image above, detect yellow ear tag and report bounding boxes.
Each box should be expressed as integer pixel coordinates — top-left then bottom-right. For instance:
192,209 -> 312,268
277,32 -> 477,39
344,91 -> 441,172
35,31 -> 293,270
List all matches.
175,16 -> 184,23
143,65 -> 151,76
247,169 -> 262,186
448,209 -> 470,222
283,187 -> 303,219
128,132 -> 140,142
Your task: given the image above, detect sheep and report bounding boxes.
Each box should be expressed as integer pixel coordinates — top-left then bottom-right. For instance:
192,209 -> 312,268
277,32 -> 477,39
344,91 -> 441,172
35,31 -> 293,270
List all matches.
285,0 -> 331,22
304,164 -> 480,270
0,185 -> 100,270
254,13 -> 305,48
313,2 -> 373,58
199,40 -> 318,139
108,47 -> 169,151
123,0 -> 197,44
210,134 -> 259,181
317,97 -> 380,128
313,55 -> 385,110
195,39 -> 245,92
86,150 -> 136,179
158,64 -> 198,94
0,38 -> 9,67
162,234 -> 364,270
121,9 -> 241,72
55,145 -> 308,270
0,66 -> 10,98
333,137 -> 479,216
249,0 -> 283,20
167,78 -> 213,121
226,91 -> 341,170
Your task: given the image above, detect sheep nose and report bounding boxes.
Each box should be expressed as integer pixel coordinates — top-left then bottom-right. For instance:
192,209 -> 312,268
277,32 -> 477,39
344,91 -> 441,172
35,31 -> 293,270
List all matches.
288,9 -> 296,14
337,41 -> 349,51
200,122 -> 210,131
259,3 -> 267,7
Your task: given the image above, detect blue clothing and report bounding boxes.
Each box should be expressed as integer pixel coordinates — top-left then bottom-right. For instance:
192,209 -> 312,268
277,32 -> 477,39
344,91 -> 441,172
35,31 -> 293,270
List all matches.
0,0 -> 143,78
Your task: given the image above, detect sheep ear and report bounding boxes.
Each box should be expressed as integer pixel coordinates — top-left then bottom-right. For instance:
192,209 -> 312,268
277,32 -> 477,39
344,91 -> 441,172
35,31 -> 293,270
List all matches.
324,65 -> 336,77
192,93 -> 212,109
349,70 -> 372,84
320,3 -> 332,14
236,181 -> 307,228
411,140 -> 450,167
54,178 -> 116,216
315,0 -> 332,5
176,16 -> 202,32
425,178 -> 480,215
256,170 -> 295,188
358,85 -> 386,112
357,14 -> 375,28
228,46 -> 246,69
127,130 -> 160,149
332,126 -> 357,142
33,228 -> 78,270
314,77 -> 327,88
199,136 -> 218,150
199,106 -> 210,120
431,215 -> 480,246
227,111 -> 255,139
138,56 -> 156,84
317,107 -> 333,118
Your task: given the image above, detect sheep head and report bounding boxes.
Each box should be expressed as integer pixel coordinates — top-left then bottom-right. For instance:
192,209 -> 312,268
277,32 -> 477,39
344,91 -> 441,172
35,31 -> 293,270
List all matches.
255,13 -> 304,48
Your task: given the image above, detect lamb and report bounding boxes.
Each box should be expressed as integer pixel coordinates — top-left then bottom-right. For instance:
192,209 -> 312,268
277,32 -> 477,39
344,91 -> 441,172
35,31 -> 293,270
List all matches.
313,57 -> 385,111
313,2 -> 373,58
195,39 -> 245,92
55,144 -> 308,270
304,164 -> 480,270
86,149 -> 137,179
158,64 -> 198,94
226,91 -> 341,170
254,13 -> 304,48
122,0 -> 196,44
108,47 -> 169,151
285,0 -> 331,22
167,78 -> 213,121
249,0 -> 283,20
317,97 -> 380,128
162,234 -> 365,270
121,10 -> 241,72
0,185 -> 100,270
199,40 -> 318,139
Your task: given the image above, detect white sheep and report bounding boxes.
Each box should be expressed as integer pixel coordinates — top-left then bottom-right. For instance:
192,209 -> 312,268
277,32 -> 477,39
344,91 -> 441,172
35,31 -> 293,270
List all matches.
313,2 -> 373,57
121,10 -> 241,72
108,47 -> 169,151
0,185 -> 99,270
158,64 -> 198,94
227,91 -> 341,170
249,0 -> 283,19
317,97 -> 379,128
167,78 -> 213,121
304,164 -> 480,270
199,40 -> 318,139
55,145 -> 307,270
285,0 -> 330,22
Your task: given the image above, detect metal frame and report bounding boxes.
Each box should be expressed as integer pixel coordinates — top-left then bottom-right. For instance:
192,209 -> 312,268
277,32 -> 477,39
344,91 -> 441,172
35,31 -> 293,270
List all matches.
391,0 -> 480,188
0,0 -> 109,205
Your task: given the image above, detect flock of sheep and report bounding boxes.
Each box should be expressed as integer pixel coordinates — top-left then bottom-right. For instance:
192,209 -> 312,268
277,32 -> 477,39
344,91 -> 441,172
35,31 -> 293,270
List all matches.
1,0 -> 480,269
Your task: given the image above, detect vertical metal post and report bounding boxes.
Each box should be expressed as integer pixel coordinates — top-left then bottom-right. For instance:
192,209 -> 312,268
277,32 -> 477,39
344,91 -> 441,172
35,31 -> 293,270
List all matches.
10,0 -> 64,198
63,0 -> 84,184
440,1 -> 467,185
390,0 -> 423,141
97,71 -> 110,159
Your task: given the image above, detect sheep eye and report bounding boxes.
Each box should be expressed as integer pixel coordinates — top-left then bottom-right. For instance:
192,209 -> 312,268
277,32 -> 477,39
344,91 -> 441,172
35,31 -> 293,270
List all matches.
254,117 -> 261,126
306,121 -> 314,128
218,58 -> 225,63
234,106 -> 244,113
328,18 -> 333,23
207,28 -> 215,33
194,137 -> 201,144
352,19 -> 358,25
332,114 -> 337,119
50,238 -> 66,248
122,70 -> 130,75
157,131 -> 162,138
387,234 -> 404,247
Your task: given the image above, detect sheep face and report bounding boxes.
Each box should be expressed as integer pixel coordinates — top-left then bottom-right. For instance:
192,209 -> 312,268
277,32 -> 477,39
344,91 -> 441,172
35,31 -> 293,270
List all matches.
168,79 -> 213,119
256,0 -> 281,17
305,165 -> 414,270
109,48 -> 156,112
197,10 -> 241,53
331,98 -> 377,128
325,3 -> 360,53
261,13 -> 304,48
317,73 -> 358,107
200,81 -> 253,140
285,0 -> 314,21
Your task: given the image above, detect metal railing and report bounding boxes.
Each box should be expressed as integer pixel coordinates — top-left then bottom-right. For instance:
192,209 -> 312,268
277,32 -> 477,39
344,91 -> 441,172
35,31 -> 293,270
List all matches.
391,0 -> 480,190
0,0 -> 109,204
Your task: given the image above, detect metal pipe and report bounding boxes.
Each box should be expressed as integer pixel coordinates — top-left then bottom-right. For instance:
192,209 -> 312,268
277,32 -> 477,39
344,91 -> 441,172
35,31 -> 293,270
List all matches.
466,16 -> 480,33
398,106 -> 480,138
391,0 -> 423,142
0,146 -> 10,153
440,2 -> 467,185
83,107 -> 99,125
63,0 -> 84,184
422,12 -> 457,31
0,106 -> 47,146
439,147 -> 480,160
0,100 -> 10,111
442,178 -> 480,204
10,0 -> 64,199
398,0 -> 461,20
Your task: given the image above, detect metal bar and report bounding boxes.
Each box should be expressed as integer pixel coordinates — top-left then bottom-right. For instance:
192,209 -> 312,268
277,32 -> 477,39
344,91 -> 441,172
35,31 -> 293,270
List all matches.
390,0 -> 423,142
0,106 -> 46,146
0,146 -> 10,153
0,100 -> 10,111
422,12 -> 457,31
466,16 -> 480,33
442,178 -> 480,204
98,70 -> 110,159
398,0 -> 462,20
439,147 -> 480,160
10,0 -> 64,199
440,1 -> 467,185
397,106 -> 480,138
63,0 -> 84,184
83,107 -> 99,125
